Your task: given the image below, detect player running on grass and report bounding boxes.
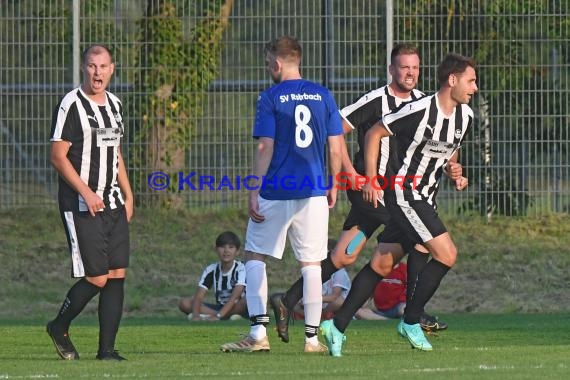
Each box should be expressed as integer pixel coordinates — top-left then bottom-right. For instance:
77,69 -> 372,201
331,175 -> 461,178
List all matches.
321,52 -> 476,355
269,43 -> 454,345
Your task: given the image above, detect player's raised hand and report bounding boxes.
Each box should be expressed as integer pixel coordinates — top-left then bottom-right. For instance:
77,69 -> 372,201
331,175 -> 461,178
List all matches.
445,161 -> 463,181
362,181 -> 383,208
455,176 -> 468,190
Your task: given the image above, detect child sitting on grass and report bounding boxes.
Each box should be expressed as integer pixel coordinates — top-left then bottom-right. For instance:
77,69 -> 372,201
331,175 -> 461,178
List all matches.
178,231 -> 248,321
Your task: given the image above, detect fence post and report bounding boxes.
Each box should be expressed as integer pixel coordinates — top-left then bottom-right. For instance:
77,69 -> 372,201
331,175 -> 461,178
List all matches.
321,0 -> 334,88
480,96 -> 493,222
72,0 -> 80,87
385,0 -> 393,83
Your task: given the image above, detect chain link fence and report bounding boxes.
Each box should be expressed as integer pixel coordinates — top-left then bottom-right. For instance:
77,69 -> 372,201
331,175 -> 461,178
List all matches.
1,0 -> 568,216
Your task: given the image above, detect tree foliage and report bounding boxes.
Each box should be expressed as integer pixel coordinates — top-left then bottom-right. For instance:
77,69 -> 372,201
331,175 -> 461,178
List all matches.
129,0 -> 234,207
396,0 -> 569,215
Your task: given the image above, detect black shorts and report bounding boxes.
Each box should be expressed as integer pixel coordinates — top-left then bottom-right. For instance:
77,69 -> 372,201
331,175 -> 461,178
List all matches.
60,205 -> 130,278
378,199 -> 447,250
342,188 -> 391,238
376,223 -> 415,253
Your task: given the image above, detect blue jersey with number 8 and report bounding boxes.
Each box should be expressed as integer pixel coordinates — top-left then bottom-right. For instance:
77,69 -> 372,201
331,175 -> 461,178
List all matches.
253,79 -> 343,200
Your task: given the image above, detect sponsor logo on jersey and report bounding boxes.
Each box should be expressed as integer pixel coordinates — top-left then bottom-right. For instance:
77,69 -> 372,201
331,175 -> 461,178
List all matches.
455,128 -> 462,139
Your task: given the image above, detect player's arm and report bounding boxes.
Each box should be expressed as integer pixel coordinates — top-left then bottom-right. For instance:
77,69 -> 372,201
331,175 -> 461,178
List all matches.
327,134 -> 344,208
455,176 -> 469,191
451,112 -> 476,191
444,151 -> 462,181
363,121 -> 390,207
50,140 -> 103,216
216,284 -> 246,320
248,137 -> 274,222
191,287 -> 208,321
445,151 -> 468,190
117,149 -> 134,222
340,119 -> 357,176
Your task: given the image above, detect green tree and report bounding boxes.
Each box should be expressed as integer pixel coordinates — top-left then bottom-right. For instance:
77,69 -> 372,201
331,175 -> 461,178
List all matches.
130,0 -> 234,207
396,0 -> 569,215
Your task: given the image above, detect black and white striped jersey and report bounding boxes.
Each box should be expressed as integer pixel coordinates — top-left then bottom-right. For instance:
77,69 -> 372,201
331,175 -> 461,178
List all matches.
198,261 -> 246,305
341,85 -> 424,176
50,87 -> 125,212
382,94 -> 473,206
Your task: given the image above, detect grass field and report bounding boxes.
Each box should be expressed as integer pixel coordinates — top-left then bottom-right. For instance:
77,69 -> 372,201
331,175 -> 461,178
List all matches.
1,314 -> 568,379
1,208 -> 569,378
1,208 -> 569,319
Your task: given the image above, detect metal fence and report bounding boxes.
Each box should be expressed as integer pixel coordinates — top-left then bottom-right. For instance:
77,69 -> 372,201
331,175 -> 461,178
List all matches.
1,0 -> 568,217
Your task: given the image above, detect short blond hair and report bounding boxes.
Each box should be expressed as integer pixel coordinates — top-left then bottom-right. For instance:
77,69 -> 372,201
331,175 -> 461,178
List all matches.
264,36 -> 302,64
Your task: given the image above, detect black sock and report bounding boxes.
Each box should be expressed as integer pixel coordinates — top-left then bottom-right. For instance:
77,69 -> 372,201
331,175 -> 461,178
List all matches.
283,256 -> 338,310
404,259 -> 450,325
333,263 -> 382,333
305,325 -> 319,339
98,278 -> 125,353
52,278 -> 101,332
406,248 -> 430,306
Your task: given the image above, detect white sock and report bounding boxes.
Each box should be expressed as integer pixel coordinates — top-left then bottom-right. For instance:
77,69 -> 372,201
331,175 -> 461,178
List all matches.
306,336 -> 319,345
245,260 -> 267,340
301,265 -> 322,331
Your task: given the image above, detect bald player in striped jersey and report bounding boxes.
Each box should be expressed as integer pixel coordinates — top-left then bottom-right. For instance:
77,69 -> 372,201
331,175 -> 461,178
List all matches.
47,44 -> 133,361
321,53 -> 476,355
